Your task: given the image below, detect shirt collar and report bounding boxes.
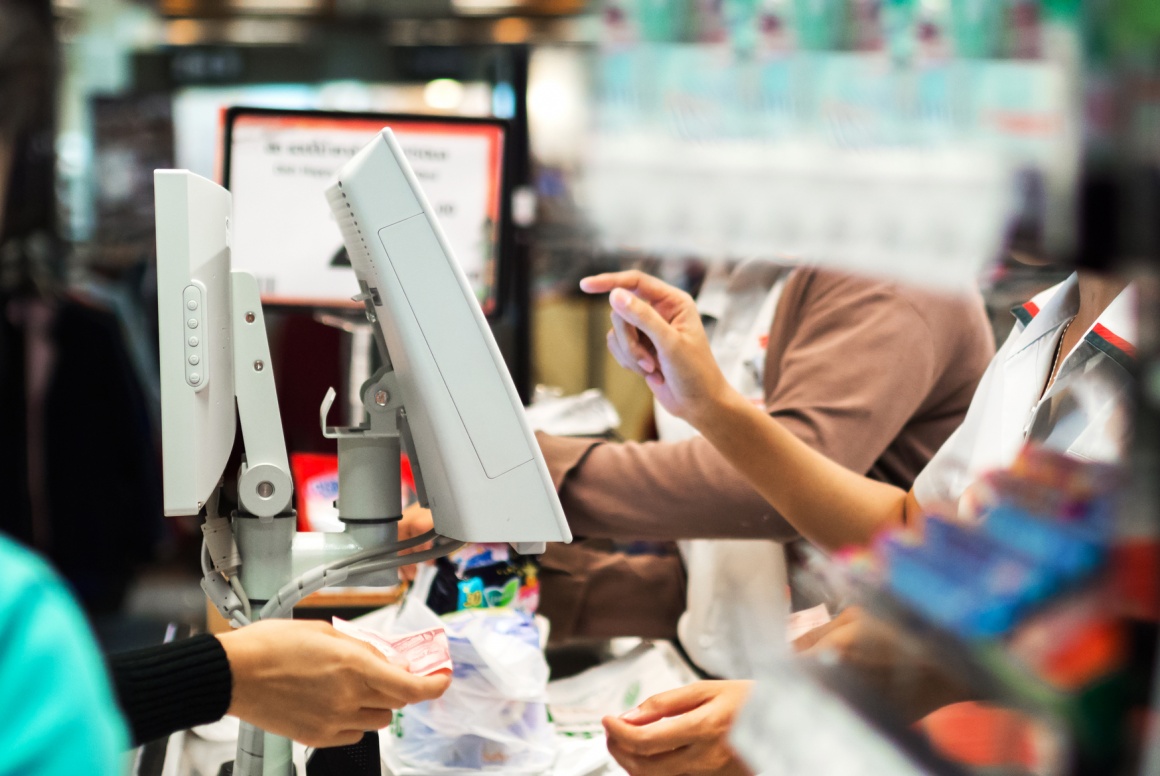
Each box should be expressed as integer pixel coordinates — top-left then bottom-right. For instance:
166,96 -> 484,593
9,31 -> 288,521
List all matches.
696,263 -> 734,321
1082,282 -> 1136,371
1007,273 -> 1079,358
1009,273 -> 1137,371
697,282 -> 731,321
697,260 -> 789,321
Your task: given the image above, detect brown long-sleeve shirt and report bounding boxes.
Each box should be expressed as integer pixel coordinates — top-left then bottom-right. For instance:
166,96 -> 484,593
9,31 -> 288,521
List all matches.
538,267 -> 996,543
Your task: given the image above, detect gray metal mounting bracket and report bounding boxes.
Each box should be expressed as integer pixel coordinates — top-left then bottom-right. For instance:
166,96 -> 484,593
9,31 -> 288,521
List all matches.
231,271 -> 292,517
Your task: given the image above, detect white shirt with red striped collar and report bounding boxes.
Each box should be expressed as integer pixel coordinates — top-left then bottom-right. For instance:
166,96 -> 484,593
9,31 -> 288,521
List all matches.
914,272 -> 1135,514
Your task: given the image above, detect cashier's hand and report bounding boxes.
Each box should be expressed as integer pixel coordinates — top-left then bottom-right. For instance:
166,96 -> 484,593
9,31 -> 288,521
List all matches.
396,501 -> 435,582
792,606 -> 971,719
602,680 -> 754,776
217,619 -> 450,747
792,606 -> 907,679
791,605 -> 864,655
580,271 -> 731,427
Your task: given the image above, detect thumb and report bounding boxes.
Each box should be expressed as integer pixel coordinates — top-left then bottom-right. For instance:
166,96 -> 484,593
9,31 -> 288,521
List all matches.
619,684 -> 711,725
609,288 -> 675,350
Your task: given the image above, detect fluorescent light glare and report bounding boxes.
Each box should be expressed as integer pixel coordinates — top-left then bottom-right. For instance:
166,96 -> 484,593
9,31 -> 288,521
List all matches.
424,78 -> 465,111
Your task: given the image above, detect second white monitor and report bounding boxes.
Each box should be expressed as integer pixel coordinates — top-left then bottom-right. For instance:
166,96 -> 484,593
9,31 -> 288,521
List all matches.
327,129 -> 570,547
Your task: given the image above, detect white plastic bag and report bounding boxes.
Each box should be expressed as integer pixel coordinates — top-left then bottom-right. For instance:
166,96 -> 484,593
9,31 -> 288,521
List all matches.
546,640 -> 701,736
382,601 -> 557,775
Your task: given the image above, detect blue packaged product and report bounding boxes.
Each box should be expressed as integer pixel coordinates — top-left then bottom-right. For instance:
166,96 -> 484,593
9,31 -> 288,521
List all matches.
884,534 -> 1024,638
924,517 -> 1058,605
886,541 -> 970,627
982,504 -> 1106,579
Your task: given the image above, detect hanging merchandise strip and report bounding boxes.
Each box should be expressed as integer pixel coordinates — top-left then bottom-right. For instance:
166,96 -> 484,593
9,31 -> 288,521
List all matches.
585,0 -> 1084,290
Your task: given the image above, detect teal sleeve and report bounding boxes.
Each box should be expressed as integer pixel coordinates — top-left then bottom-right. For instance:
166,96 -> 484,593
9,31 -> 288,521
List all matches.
0,537 -> 129,776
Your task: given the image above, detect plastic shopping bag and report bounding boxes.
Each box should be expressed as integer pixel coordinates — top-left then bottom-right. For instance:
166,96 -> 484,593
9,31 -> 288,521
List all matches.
382,597 -> 557,775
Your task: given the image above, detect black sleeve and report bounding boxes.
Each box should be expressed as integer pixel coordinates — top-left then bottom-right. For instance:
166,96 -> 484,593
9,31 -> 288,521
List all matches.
108,633 -> 233,746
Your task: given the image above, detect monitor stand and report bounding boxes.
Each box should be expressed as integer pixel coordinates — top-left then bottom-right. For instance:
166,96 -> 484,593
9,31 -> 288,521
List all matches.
210,295 -> 462,776
314,310 -> 377,428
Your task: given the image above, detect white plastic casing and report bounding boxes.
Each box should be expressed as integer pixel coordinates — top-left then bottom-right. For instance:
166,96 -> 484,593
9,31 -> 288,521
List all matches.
155,170 -> 237,516
326,130 -> 571,545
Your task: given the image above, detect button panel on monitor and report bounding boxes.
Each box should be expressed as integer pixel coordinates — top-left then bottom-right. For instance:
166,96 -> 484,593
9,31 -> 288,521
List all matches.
183,285 -> 207,389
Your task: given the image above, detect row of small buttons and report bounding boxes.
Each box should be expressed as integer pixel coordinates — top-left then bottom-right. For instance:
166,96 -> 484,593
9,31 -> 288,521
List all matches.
183,285 -> 206,388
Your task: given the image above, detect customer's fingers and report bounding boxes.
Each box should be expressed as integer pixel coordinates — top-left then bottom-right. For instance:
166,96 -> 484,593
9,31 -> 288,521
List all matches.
580,270 -> 685,307
607,328 -> 645,376
620,683 -> 715,725
611,310 -> 656,373
609,288 -> 679,352
348,708 -> 395,732
606,739 -> 691,776
317,729 -> 372,748
362,665 -> 451,706
604,711 -> 709,758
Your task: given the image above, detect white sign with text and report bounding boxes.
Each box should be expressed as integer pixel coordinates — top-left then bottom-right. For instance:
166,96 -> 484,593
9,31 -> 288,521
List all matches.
227,115 -> 503,310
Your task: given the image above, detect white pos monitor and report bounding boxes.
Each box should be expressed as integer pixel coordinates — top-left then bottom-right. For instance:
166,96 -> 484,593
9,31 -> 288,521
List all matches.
155,170 -> 237,516
155,133 -> 570,546
326,129 -> 570,546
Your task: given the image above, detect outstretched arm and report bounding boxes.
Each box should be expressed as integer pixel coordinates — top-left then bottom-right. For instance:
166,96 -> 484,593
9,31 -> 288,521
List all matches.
580,271 -> 922,550
218,620 -> 450,747
110,619 -> 450,747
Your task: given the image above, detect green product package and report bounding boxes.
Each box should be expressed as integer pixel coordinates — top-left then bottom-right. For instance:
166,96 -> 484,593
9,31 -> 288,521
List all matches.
882,0 -> 918,63
792,0 -> 848,50
635,0 -> 694,42
949,0 -> 1006,59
